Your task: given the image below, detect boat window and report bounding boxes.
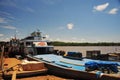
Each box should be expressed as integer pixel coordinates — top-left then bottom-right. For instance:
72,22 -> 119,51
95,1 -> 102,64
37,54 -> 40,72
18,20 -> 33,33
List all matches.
26,42 -> 32,46
48,47 -> 54,53
36,47 -> 54,54
36,47 -> 46,54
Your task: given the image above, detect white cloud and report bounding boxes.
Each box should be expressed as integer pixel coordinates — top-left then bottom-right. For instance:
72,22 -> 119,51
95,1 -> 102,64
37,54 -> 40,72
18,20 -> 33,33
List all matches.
42,0 -> 61,5
1,25 -> 16,30
0,1 -> 34,14
108,8 -> 119,14
0,17 -> 7,23
45,34 -> 49,38
94,3 -> 109,11
0,11 -> 15,21
58,26 -> 65,30
0,0 -> 17,8
0,11 -> 11,16
1,38 -> 10,42
80,38 -> 86,42
67,23 -> 74,30
0,34 -> 4,37
26,7 -> 35,13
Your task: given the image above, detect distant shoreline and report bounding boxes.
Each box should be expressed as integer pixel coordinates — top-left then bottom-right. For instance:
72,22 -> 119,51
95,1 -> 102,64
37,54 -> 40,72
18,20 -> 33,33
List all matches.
52,41 -> 120,46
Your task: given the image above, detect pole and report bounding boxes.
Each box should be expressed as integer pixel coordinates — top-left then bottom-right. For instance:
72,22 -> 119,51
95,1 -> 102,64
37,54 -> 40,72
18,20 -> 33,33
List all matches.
0,46 -> 4,71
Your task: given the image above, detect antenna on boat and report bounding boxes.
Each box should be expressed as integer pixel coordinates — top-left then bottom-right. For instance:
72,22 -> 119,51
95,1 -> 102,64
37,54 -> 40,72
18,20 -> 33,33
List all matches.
37,28 -> 40,32
14,29 -> 18,40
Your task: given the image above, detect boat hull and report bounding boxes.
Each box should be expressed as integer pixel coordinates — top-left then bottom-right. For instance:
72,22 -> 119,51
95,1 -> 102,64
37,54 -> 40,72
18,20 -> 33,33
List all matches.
45,63 -> 96,80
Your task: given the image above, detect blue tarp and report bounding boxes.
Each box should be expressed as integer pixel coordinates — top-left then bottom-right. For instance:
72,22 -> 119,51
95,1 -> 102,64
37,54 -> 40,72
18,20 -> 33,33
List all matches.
85,61 -> 119,73
67,52 -> 82,57
67,52 -> 79,55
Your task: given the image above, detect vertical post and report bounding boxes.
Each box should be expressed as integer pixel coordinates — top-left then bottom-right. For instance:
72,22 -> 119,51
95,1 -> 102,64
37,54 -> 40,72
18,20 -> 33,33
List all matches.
0,46 -> 4,71
0,47 -> 1,70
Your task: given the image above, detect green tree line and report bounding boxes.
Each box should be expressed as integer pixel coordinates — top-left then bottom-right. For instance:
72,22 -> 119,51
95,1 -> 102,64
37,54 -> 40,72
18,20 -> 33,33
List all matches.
51,41 -> 120,46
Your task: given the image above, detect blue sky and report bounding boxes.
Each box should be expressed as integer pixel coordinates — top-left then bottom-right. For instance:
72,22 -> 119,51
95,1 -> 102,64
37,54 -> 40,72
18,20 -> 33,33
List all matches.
0,0 -> 120,42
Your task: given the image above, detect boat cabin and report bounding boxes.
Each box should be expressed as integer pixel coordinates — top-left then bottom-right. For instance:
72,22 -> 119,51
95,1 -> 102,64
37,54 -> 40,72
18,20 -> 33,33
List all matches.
25,41 -> 54,55
108,53 -> 120,61
21,31 -> 54,55
86,50 -> 101,59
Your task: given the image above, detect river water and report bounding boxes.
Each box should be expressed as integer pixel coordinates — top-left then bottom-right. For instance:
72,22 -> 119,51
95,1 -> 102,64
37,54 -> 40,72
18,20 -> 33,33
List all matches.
54,46 -> 120,57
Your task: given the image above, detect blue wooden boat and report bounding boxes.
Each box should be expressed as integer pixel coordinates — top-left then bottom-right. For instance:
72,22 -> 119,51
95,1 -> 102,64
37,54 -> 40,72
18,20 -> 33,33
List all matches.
27,54 -> 120,80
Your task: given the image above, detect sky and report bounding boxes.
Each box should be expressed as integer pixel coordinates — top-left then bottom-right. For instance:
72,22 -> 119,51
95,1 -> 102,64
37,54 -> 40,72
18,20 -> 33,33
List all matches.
0,0 -> 120,42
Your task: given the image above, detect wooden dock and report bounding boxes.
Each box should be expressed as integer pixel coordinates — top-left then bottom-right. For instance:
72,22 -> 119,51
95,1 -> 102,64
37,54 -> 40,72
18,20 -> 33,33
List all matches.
2,58 -> 70,80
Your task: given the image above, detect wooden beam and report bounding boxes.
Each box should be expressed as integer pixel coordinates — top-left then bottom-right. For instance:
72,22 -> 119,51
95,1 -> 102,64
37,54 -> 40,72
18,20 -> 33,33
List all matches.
12,71 -> 16,80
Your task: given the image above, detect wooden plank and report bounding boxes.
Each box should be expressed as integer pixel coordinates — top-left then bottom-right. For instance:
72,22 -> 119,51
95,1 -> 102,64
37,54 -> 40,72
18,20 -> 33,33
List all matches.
12,71 -> 16,80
